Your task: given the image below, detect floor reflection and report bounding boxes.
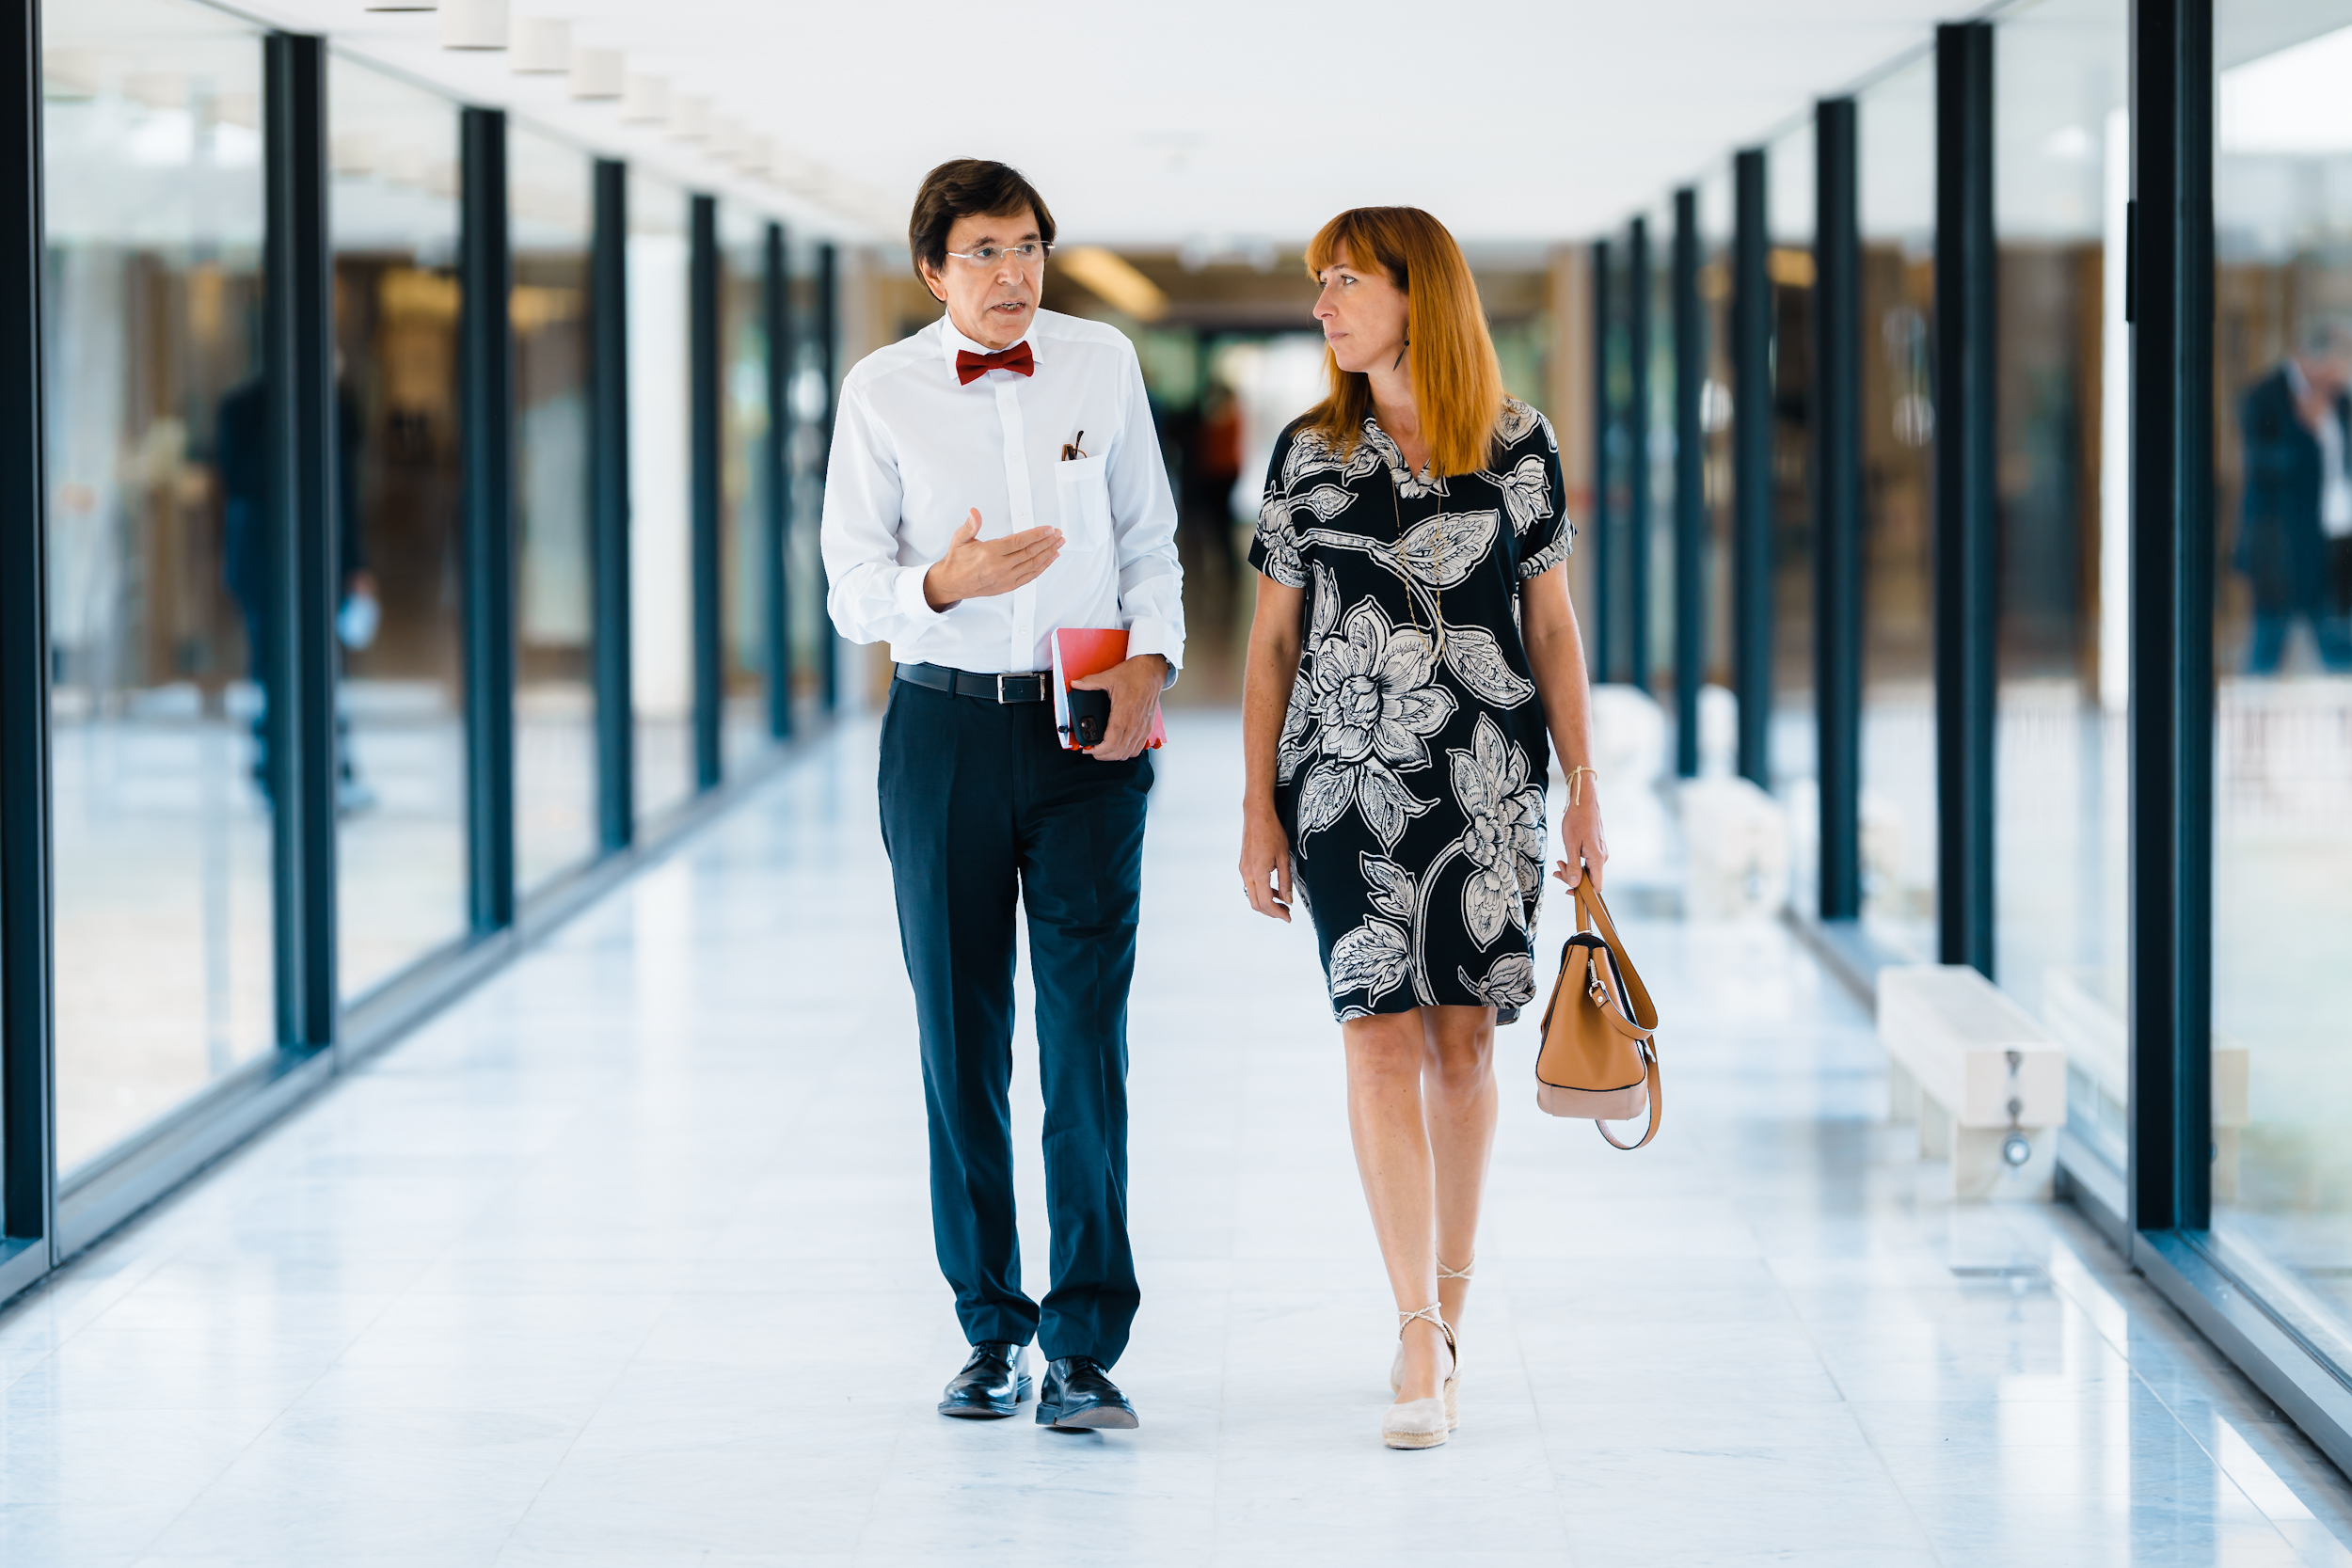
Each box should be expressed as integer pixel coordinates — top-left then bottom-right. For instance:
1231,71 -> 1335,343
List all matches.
7,712 -> 2349,1563
49,678 -> 608,1169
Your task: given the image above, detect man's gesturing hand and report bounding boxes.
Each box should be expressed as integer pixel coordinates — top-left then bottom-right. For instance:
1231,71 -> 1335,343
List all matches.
1070,654 -> 1167,762
923,509 -> 1062,611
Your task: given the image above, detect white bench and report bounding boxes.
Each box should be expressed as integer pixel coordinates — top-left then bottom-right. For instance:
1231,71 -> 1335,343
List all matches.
2041,967 -> 2251,1201
1877,965 -> 2067,1200
1676,776 -> 1790,920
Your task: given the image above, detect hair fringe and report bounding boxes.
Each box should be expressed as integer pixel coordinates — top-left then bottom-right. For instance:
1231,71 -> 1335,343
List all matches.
907,159 -> 1056,283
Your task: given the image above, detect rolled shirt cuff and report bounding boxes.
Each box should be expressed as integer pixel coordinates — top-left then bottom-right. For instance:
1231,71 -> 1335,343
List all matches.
1124,614 -> 1182,687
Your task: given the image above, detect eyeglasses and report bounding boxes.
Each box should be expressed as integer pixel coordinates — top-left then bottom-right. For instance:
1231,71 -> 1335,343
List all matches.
942,242 -> 1052,270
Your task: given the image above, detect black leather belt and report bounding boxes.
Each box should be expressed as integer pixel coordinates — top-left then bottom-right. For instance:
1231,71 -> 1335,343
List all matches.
895,661 -> 1051,704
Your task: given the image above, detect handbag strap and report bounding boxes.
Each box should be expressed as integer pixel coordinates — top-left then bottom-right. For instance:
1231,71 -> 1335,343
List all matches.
1573,879 -> 1657,1030
1570,878 -> 1662,1149
1579,946 -> 1653,1042
1594,1040 -> 1663,1150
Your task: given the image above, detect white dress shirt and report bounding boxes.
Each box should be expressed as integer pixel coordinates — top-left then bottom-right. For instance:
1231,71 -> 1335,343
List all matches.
821,309 -> 1185,680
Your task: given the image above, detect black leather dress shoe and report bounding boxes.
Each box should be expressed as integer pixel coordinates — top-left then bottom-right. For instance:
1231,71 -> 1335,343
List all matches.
1035,1355 -> 1139,1430
938,1341 -> 1030,1419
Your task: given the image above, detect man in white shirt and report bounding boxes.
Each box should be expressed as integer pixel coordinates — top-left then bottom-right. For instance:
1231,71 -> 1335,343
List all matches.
822,159 -> 1184,1432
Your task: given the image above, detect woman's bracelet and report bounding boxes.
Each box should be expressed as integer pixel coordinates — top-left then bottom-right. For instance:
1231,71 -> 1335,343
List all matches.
1565,765 -> 1599,806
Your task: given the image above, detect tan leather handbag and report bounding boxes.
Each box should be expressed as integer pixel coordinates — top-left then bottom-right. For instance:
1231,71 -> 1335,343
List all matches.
1534,879 -> 1661,1148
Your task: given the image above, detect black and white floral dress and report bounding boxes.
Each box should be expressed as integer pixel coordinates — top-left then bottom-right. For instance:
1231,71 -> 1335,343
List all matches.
1248,399 -> 1573,1022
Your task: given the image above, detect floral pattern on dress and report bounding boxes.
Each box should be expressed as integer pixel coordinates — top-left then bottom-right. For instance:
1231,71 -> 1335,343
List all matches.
1250,398 -> 1573,1021
1459,951 -> 1536,1009
1284,596 -> 1454,851
1253,479 -> 1356,590
1492,398 -> 1555,451
1486,454 -> 1554,538
1449,713 -> 1548,947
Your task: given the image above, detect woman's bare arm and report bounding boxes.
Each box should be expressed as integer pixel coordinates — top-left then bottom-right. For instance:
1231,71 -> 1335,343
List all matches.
1518,563 -> 1607,890
1239,577 -> 1307,921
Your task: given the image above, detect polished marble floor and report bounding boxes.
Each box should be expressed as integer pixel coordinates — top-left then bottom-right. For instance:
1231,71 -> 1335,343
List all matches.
6,711 -> 2352,1565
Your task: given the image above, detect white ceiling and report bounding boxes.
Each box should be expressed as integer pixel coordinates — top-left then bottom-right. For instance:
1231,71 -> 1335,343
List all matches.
223,0 -> 1985,248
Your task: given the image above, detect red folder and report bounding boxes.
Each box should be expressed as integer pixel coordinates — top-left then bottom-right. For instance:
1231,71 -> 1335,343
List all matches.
1051,628 -> 1167,752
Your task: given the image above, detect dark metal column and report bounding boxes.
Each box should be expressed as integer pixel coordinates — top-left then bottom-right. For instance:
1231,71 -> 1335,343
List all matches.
1934,24 -> 1997,974
1627,216 -> 1653,694
763,221 -> 793,740
263,33 -> 338,1046
0,0 -> 55,1273
458,107 -> 515,932
1672,187 -> 1705,778
2127,0 -> 2215,1235
1590,237 -> 1614,682
1814,97 -> 1864,921
817,241 -> 840,710
589,159 -> 634,849
1731,149 -> 1773,788
688,194 -> 723,790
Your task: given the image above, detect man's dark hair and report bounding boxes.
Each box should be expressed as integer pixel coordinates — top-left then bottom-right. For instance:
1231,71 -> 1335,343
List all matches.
908,159 -> 1056,282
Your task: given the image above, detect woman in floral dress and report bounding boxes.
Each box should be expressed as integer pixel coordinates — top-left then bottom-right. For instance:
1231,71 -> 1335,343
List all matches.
1238,208 -> 1607,1449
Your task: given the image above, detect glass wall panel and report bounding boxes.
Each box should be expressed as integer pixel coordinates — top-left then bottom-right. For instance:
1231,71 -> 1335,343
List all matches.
720,204 -> 771,769
1595,213 -> 1672,702
1645,198 -> 1677,702
1766,123 -> 1820,905
329,56 -> 466,998
509,125 -> 596,892
628,171 -> 694,818
1992,0 -> 2131,1168
2208,0 -> 2352,1365
41,0 -> 270,1169
787,245 -> 828,715
1857,54 -> 1938,958
1597,236 -> 1630,683
1698,164 -> 1737,752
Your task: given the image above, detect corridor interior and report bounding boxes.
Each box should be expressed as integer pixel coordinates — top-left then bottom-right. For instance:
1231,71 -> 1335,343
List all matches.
3,713 -> 2350,1565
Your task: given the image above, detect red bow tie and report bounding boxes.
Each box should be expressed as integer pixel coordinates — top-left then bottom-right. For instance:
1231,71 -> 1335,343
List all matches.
955,342 -> 1035,386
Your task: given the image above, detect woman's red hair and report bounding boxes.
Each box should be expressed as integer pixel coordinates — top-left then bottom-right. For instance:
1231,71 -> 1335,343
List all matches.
1301,207 -> 1506,478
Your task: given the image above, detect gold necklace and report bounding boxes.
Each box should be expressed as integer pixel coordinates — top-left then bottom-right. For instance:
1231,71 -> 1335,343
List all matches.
1386,429 -> 1445,657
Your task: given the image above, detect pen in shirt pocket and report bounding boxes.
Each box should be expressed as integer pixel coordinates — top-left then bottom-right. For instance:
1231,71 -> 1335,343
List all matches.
1059,431 -> 1086,462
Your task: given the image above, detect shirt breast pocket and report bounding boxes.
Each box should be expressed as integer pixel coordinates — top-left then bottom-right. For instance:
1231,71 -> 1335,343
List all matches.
1055,453 -> 1113,554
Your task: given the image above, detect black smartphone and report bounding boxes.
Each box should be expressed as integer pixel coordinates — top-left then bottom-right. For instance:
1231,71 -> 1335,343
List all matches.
1065,688 -> 1111,749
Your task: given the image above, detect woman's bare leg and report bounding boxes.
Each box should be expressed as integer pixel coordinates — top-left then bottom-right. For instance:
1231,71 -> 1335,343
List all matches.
1420,1005 -> 1499,1333
1343,1009 -> 1449,1402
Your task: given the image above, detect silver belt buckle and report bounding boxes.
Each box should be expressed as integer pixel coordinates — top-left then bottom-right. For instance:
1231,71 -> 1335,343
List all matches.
995,673 -> 1024,703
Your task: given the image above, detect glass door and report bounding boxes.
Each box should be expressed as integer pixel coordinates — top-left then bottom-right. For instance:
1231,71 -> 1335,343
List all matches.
628,170 -> 694,821
41,0 -> 273,1173
510,124 -> 596,892
720,204 -> 771,770
328,55 -> 467,1000
2206,0 -> 2352,1369
1991,0 -> 2132,1170
1856,53 -> 1938,960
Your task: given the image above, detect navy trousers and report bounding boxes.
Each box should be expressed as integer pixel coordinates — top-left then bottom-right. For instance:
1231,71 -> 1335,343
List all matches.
877,675 -> 1152,1366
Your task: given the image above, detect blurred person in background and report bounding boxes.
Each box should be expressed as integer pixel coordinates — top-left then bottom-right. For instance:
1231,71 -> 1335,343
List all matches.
1184,380 -> 1244,586
1236,207 -> 1605,1450
218,376 -> 376,809
2235,316 -> 2352,674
